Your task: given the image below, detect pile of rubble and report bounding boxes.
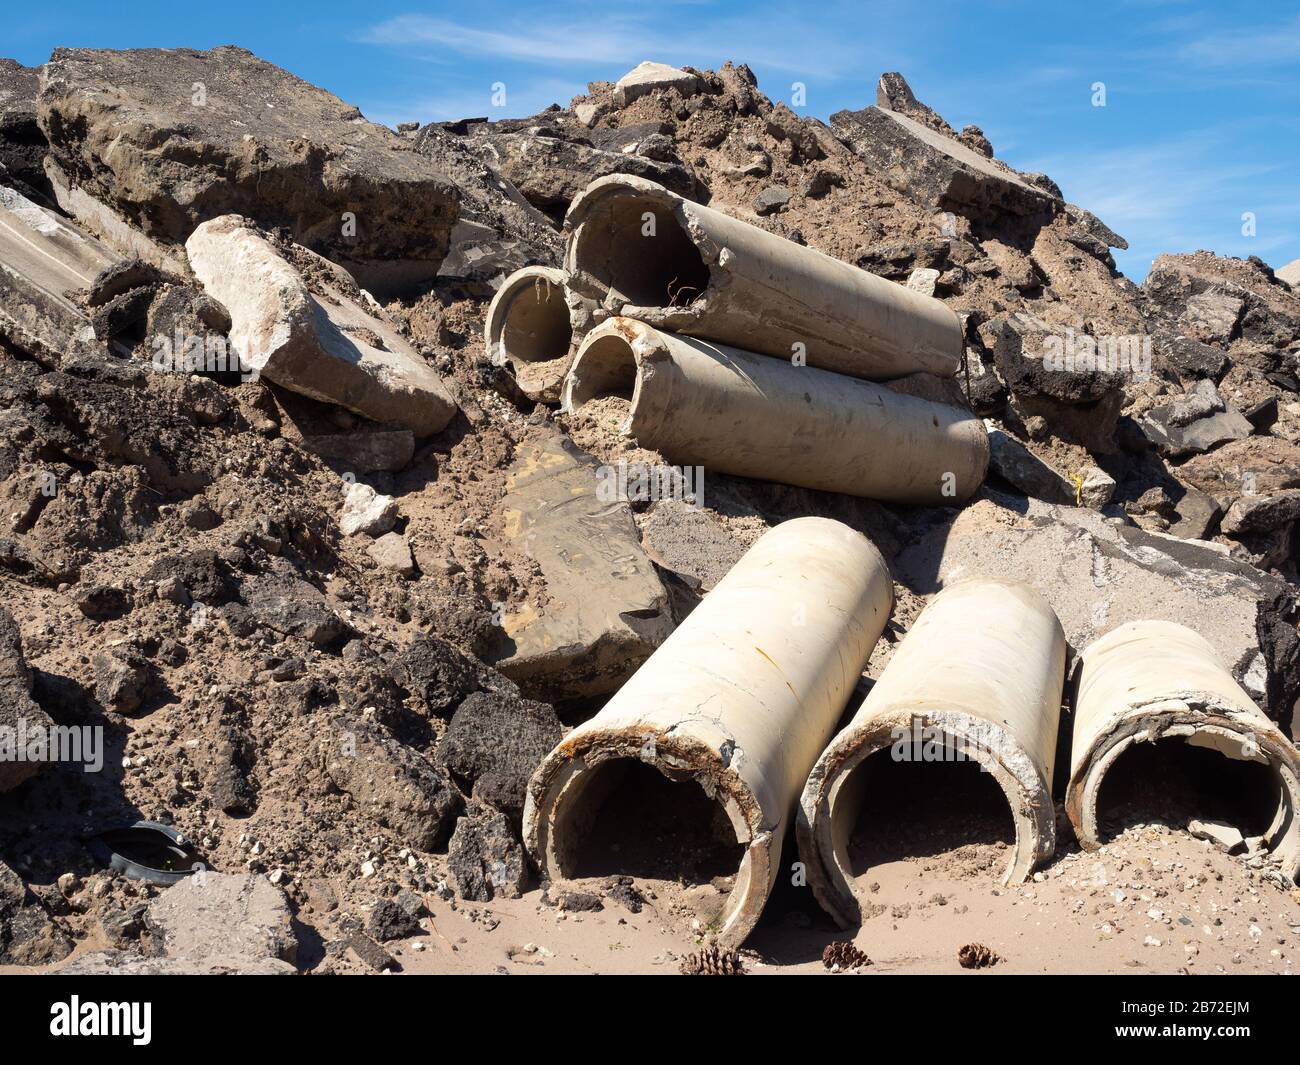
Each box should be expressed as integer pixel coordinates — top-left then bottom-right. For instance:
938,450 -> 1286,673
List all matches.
2,45 -> 1300,974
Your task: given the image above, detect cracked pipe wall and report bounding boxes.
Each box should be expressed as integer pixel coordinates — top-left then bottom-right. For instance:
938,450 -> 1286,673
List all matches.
562,317 -> 988,505
798,578 -> 1065,928
523,516 -> 893,947
1067,620 -> 1300,877
564,174 -> 963,382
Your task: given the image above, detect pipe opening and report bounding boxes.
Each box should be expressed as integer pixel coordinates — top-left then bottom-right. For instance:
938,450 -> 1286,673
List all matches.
564,333 -> 640,432
1095,735 -> 1281,844
495,275 -> 572,365
554,759 -> 744,888
572,193 -> 710,308
835,744 -> 1016,886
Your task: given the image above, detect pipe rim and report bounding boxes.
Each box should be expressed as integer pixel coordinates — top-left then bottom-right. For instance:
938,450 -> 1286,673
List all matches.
1065,702 -> 1300,878
560,319 -> 658,437
525,726 -> 773,949
483,265 -> 572,367
799,707 -> 1054,928
563,175 -> 714,320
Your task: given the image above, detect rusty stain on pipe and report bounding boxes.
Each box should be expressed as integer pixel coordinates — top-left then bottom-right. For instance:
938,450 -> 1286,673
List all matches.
523,517 -> 893,948
563,174 -> 964,381
798,578 -> 1065,928
561,317 -> 988,505
1066,620 -> 1300,878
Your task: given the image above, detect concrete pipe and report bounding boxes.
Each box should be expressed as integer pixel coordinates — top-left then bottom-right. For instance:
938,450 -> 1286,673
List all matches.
561,318 -> 989,505
1066,621 -> 1300,878
563,174 -> 963,381
798,578 -> 1065,928
484,266 -> 600,403
523,517 -> 893,948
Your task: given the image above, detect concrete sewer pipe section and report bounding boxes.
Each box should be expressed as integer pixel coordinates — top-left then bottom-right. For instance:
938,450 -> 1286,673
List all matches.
1067,621 -> 1300,878
523,517 -> 894,948
483,265 -> 599,403
798,578 -> 1066,928
561,317 -> 989,505
563,174 -> 964,382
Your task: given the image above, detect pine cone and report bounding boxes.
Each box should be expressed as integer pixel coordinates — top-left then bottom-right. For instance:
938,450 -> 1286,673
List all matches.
679,945 -> 745,975
957,942 -> 1001,969
822,941 -> 871,970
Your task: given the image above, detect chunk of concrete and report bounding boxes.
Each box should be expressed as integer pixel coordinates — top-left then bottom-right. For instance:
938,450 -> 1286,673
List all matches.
39,46 -> 459,290
448,802 -> 527,901
1278,258 -> 1300,288
614,61 -> 701,107
0,608 -> 55,794
830,105 -> 1060,220
986,428 -> 1074,504
147,873 -> 297,966
186,216 -> 456,435
339,481 -> 398,537
898,493 -> 1300,721
0,184 -> 118,364
489,429 -> 673,701
1140,381 -> 1254,458
1188,818 -> 1245,855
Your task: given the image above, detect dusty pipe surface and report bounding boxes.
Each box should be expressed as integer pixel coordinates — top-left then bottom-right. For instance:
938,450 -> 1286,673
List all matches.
523,517 -> 893,948
483,266 -> 599,403
1067,621 -> 1300,878
798,578 -> 1065,928
561,318 -> 989,505
563,174 -> 963,381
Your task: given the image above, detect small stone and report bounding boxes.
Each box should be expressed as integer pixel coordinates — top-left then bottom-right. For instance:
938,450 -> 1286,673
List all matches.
367,532 -> 417,577
753,185 -> 791,216
906,267 -> 940,297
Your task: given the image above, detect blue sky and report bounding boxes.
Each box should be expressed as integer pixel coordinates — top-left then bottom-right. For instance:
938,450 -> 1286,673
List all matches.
6,1 -> 1299,280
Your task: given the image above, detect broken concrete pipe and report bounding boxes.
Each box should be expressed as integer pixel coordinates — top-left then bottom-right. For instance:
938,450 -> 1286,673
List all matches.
561,317 -> 989,504
484,266 -> 596,403
1066,621 -> 1300,877
523,517 -> 893,948
798,578 -> 1066,928
563,174 -> 963,381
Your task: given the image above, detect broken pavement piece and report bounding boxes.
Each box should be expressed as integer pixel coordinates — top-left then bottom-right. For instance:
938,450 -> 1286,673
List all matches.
186,216 -> 457,436
831,104 -> 1060,221
147,873 -> 298,967
39,46 -> 459,290
0,183 -> 118,364
489,429 -> 673,701
986,428 -> 1075,505
1139,380 -> 1254,458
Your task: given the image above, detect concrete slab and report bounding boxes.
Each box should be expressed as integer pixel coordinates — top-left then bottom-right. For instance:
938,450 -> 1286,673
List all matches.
490,430 -> 673,701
